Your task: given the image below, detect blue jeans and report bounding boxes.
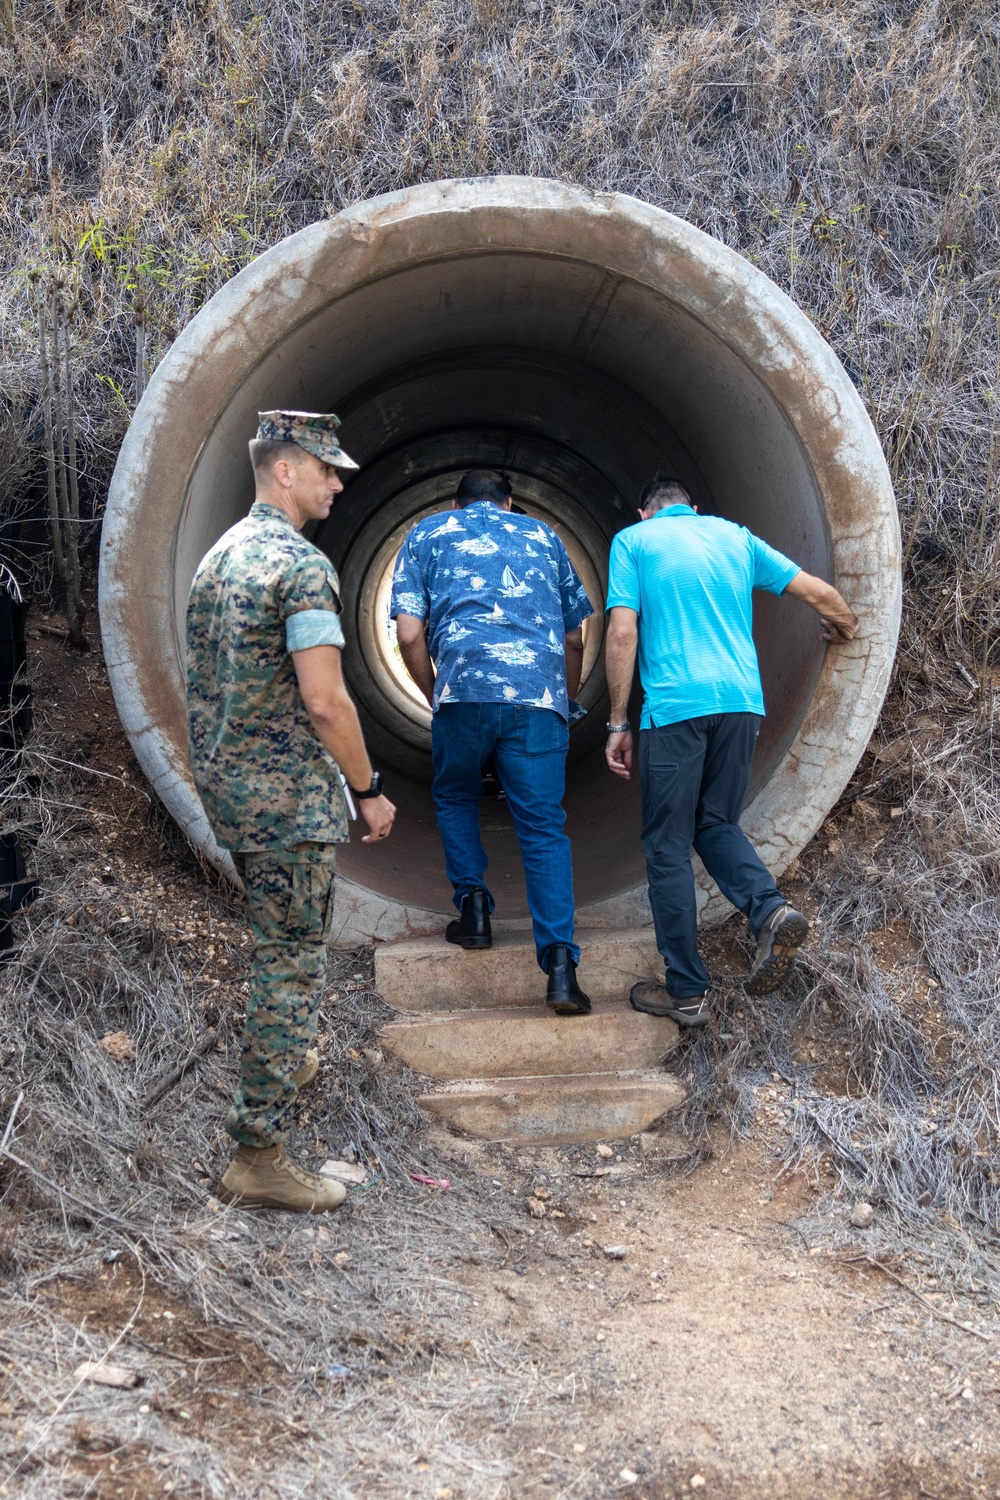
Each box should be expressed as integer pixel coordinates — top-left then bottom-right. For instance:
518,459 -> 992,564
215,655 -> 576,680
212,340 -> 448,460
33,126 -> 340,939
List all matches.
640,714 -> 785,998
431,703 -> 579,971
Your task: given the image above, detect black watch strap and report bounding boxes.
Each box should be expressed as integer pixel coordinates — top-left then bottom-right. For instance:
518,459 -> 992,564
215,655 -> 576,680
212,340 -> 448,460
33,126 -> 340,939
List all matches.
351,771 -> 383,800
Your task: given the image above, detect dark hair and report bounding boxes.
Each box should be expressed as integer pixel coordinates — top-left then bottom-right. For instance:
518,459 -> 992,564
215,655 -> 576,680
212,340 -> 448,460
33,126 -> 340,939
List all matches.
639,472 -> 690,512
249,436 -> 303,474
454,468 -> 513,507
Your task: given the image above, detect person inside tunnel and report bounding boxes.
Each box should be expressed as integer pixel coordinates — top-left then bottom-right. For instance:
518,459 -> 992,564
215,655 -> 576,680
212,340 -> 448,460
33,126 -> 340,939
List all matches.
604,473 -> 859,1027
391,467 -> 595,1015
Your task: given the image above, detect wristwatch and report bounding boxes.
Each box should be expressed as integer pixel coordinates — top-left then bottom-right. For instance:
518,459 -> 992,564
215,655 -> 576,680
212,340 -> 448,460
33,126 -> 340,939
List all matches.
606,721 -> 630,734
351,771 -> 383,799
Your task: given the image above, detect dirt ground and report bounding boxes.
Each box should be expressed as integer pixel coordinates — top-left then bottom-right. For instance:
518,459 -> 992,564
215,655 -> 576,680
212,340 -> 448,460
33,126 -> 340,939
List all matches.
4,615 -> 1000,1499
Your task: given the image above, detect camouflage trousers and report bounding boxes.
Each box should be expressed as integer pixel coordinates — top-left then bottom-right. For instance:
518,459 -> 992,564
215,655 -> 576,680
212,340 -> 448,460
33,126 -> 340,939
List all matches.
227,843 -> 337,1148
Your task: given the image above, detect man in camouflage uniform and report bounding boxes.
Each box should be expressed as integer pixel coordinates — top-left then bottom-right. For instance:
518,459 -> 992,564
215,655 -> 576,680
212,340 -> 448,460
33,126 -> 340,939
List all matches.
186,411 -> 396,1213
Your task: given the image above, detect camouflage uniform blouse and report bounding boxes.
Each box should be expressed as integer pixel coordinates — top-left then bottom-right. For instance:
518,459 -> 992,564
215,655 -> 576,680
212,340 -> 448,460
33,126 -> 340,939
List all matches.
185,501 -> 349,853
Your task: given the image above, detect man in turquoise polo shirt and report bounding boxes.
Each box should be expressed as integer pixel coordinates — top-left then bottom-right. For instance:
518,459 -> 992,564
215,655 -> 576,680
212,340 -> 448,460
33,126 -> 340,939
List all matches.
604,474 -> 858,1026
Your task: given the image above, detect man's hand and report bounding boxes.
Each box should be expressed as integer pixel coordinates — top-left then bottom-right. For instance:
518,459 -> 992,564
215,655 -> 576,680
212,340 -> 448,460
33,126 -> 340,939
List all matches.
606,729 -> 633,780
817,612 -> 857,643
604,608 -> 639,779
564,626 -> 585,699
359,793 -> 396,843
784,571 -> 858,642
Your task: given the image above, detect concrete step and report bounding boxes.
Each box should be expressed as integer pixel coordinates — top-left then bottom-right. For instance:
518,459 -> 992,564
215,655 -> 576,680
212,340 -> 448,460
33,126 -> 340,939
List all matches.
381,1000 -> 679,1080
375,927 -> 661,1012
416,1070 -> 685,1146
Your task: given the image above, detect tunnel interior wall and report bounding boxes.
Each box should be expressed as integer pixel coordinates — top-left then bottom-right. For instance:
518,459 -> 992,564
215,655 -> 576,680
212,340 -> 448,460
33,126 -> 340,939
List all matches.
102,178 -> 900,942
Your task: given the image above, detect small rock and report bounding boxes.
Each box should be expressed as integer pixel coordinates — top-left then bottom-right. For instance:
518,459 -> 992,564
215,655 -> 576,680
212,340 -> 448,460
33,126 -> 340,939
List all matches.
98,1031 -> 136,1062
435,1489 -> 454,1499
619,1469 -> 639,1485
690,1478 -> 706,1490
850,1202 -> 875,1229
595,1143 -> 614,1160
603,1244 -> 630,1260
573,1442 -> 587,1454
550,1208 -> 566,1220
362,1048 -> 383,1069
526,1196 -> 547,1219
962,1386 -> 974,1401
333,1251 -> 350,1267
321,1159 -> 368,1185
74,1360 -> 142,1390
531,1185 -> 552,1200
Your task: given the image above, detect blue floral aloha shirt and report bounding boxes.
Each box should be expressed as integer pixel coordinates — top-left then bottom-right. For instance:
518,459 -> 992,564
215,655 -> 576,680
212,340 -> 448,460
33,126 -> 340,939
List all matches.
390,501 -> 594,720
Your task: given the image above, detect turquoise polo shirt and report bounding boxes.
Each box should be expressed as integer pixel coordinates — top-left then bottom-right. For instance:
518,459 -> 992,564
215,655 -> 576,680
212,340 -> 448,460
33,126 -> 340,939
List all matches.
605,505 -> 800,729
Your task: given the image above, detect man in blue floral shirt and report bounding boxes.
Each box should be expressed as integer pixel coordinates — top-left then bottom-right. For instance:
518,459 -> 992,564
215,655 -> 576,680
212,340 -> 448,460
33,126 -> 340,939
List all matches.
392,469 -> 594,1014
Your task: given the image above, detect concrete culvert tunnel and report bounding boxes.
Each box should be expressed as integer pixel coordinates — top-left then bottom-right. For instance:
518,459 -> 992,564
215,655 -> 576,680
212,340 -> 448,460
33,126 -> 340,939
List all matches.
100,177 -> 900,945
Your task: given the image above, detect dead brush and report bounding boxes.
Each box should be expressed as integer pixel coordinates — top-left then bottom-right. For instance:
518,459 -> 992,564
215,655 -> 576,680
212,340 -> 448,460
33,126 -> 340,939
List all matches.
677,695 -> 1000,1300
0,751 -> 522,1416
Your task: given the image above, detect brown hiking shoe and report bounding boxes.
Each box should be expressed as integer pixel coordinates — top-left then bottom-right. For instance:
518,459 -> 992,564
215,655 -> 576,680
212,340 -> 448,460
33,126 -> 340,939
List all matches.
629,980 -> 710,1028
745,904 -> 810,995
216,1145 -> 346,1213
291,1048 -> 320,1092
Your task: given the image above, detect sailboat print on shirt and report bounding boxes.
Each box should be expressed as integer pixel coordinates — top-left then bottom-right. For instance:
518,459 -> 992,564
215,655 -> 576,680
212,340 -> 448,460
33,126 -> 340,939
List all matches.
499,565 -> 531,598
475,601 -> 506,624
390,501 -> 595,717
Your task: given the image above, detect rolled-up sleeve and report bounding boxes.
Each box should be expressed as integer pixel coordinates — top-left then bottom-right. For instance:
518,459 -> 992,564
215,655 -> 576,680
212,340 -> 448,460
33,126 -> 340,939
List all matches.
286,609 -> 345,651
280,556 -> 345,652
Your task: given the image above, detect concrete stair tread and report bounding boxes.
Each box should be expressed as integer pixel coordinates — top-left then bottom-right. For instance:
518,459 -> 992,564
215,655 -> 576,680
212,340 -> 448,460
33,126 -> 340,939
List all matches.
376,926 -> 662,1012
381,1000 -> 679,1080
423,1067 -> 680,1090
376,925 -> 680,1143
416,1069 -> 685,1146
384,997 -> 668,1025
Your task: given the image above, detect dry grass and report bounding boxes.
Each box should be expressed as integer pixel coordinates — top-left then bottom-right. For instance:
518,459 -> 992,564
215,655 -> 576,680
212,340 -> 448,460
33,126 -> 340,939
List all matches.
0,734 -> 541,1495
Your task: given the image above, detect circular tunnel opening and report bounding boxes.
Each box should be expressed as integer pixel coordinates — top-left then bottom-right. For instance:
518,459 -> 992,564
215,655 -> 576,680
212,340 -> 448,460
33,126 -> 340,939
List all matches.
102,178 -> 900,941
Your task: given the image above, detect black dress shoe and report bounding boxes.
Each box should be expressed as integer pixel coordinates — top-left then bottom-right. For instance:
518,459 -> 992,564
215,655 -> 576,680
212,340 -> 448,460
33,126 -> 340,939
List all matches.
545,944 -> 591,1015
445,888 -> 492,949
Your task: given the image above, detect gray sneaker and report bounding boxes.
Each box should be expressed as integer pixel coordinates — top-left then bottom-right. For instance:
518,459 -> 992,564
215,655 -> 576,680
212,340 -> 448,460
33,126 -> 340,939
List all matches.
745,904 -> 810,995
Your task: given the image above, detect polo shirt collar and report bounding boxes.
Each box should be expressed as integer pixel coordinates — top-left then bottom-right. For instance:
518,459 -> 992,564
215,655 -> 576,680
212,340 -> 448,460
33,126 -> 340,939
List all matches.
653,503 -> 697,519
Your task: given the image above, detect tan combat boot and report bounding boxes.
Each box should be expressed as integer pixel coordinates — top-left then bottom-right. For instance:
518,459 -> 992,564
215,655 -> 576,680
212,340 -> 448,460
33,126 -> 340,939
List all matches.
291,1048 -> 320,1092
216,1144 -> 346,1213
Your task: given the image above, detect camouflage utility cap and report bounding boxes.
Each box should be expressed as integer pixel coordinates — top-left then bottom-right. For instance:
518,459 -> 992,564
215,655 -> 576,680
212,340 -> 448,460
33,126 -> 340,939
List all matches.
257,410 -> 359,471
